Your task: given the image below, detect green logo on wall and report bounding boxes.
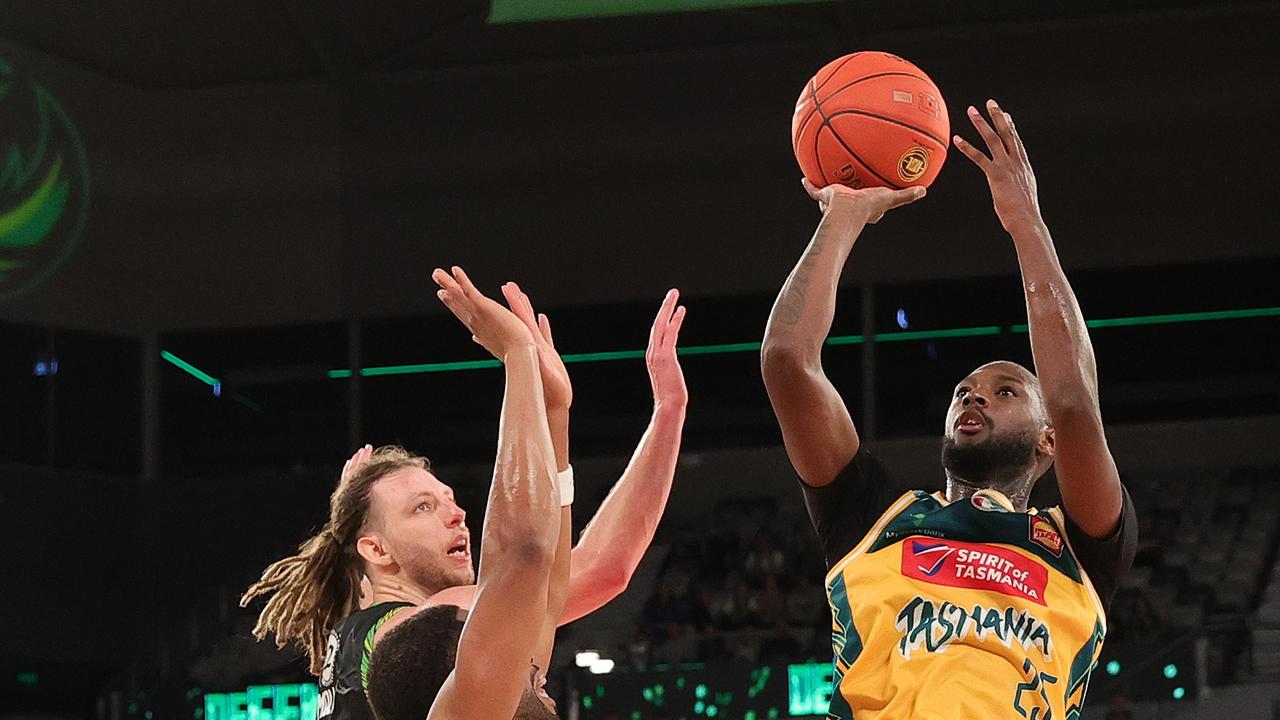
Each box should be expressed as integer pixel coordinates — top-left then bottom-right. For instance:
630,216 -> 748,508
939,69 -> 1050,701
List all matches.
0,58 -> 90,301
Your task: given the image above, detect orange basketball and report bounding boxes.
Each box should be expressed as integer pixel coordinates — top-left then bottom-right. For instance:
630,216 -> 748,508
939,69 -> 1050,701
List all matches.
792,51 -> 949,190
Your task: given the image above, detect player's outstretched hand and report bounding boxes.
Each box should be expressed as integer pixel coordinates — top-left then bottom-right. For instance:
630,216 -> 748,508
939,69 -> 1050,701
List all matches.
646,289 -> 688,410
953,99 -> 1043,235
432,266 -> 535,360
801,179 -> 926,225
500,281 -> 572,412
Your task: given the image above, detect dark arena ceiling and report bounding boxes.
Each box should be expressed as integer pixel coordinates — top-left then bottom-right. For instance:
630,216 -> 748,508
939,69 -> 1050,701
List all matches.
0,0 -> 1276,333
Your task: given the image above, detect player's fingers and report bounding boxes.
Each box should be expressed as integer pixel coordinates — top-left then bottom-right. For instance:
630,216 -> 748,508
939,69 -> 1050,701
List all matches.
952,135 -> 992,171
886,185 -> 927,210
966,105 -> 1006,161
665,305 -> 687,350
986,100 -> 1017,157
1005,111 -> 1030,164
801,177 -> 823,201
432,268 -> 462,293
538,313 -> 555,347
651,288 -> 678,346
451,266 -> 481,299
516,284 -> 539,327
501,283 -> 538,331
436,289 -> 472,327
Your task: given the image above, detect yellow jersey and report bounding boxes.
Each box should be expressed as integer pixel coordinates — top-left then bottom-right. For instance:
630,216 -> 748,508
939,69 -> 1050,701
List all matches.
801,452 -> 1134,720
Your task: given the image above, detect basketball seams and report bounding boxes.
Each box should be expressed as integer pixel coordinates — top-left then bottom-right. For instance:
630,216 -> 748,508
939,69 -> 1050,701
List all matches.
798,71 -> 931,146
826,125 -> 903,190
808,77 -> 902,189
793,77 -> 817,157
825,109 -> 948,149
813,52 -> 860,94
797,53 -> 944,190
809,77 -> 830,185
817,71 -> 933,106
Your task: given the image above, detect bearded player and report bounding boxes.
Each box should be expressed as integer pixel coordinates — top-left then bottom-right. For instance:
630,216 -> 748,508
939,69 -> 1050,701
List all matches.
761,100 -> 1136,719
363,269 -> 690,720
241,272 -> 687,720
368,265 -> 565,719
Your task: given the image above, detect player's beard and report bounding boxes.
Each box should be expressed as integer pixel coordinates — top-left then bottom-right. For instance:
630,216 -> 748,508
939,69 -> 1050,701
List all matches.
404,552 -> 475,595
941,427 -> 1040,493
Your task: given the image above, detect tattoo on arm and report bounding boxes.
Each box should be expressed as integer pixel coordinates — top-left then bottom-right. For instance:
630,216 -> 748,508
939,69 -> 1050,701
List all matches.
775,235 -> 824,326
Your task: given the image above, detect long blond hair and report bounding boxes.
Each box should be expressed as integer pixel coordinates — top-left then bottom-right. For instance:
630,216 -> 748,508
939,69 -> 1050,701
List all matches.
240,446 -> 430,675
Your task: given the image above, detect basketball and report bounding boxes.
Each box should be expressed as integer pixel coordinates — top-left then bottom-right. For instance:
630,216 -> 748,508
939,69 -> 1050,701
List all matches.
792,51 -> 950,190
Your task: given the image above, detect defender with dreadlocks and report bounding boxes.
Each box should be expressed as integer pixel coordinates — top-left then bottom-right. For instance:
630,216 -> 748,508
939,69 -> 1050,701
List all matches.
241,271 -> 687,720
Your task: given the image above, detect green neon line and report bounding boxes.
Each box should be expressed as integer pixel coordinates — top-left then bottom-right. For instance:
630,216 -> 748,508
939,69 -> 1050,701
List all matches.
678,341 -> 762,356
160,350 -> 217,386
563,349 -> 647,362
873,326 -> 1003,343
1009,306 -> 1280,333
363,359 -> 501,376
326,306 -> 1277,378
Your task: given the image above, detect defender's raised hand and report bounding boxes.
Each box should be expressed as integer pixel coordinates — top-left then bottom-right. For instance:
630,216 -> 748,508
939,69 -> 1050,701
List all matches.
432,266 -> 535,360
500,281 -> 572,412
646,289 -> 687,410
953,99 -> 1043,235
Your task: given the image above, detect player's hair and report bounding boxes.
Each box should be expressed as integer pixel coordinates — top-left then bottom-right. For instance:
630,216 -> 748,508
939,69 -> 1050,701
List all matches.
240,446 -> 431,675
367,605 -> 557,720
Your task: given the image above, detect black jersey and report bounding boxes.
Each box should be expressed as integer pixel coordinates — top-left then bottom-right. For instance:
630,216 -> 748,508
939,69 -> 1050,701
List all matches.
317,602 -> 414,720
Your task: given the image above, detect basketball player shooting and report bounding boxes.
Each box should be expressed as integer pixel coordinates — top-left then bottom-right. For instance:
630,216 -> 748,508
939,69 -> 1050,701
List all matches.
240,270 -> 687,720
761,100 -> 1137,719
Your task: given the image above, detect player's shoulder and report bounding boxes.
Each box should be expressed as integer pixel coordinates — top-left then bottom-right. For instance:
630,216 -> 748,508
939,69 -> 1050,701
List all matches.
367,601 -> 422,645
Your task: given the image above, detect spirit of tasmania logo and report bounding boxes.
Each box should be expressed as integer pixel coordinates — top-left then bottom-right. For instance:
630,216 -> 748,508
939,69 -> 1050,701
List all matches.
0,58 -> 90,301
902,538 -> 1049,605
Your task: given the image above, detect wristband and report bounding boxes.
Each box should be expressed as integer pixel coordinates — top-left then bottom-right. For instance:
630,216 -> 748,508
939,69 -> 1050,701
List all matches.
558,465 -> 575,507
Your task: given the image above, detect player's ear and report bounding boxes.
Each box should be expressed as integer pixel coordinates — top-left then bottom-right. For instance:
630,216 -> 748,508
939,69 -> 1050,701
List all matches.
1038,425 -> 1055,459
357,532 -> 394,568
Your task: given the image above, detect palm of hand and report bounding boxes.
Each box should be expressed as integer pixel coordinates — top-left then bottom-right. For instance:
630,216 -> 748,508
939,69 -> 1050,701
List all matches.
469,295 -> 536,358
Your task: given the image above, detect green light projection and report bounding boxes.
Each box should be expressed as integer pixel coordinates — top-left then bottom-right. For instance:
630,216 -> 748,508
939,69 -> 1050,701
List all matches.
0,57 -> 91,301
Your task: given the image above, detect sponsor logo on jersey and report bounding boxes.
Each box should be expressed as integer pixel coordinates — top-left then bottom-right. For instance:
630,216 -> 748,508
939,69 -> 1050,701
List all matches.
971,493 -> 1010,512
317,630 -> 339,718
902,538 -> 1049,605
1030,517 -> 1064,557
895,595 -> 1054,661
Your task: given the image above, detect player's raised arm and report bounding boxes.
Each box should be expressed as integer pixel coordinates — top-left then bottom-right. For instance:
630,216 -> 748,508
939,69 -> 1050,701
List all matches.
428,266 -> 562,720
953,101 -> 1123,538
561,289 -> 688,622
407,290 -> 689,633
499,281 -> 573,673
761,181 -> 925,487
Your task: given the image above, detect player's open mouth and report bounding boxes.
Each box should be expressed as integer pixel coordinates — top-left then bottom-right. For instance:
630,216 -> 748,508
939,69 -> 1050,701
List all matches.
956,410 -> 986,434
447,536 -> 469,561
